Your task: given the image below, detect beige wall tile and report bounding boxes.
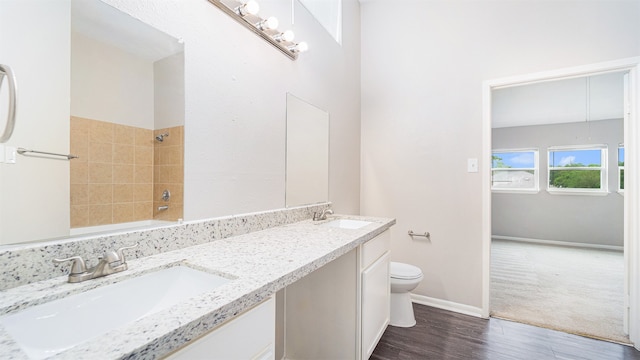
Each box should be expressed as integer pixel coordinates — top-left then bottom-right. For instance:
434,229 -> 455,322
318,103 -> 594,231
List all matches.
88,184 -> 113,205
71,205 -> 89,228
71,121 -> 185,227
133,184 -> 153,202
71,162 -> 88,184
158,146 -> 183,165
153,201 -> 168,219
153,184 -> 182,202
158,165 -> 183,184
133,202 -> 153,221
113,144 -> 135,165
89,120 -> 114,143
170,184 -> 184,203
113,203 -> 134,223
113,184 -> 134,203
88,163 -> 112,184
135,165 -> 153,184
70,137 -> 88,163
89,141 -> 113,163
113,164 -> 134,184
135,146 -> 153,165
153,201 -> 182,221
153,145 -> 161,165
114,124 -> 136,145
175,126 -> 184,145
70,116 -> 89,138
154,126 -> 183,147
70,184 -> 89,206
135,128 -> 153,147
153,166 -> 160,183
153,184 -> 169,202
88,204 -> 112,226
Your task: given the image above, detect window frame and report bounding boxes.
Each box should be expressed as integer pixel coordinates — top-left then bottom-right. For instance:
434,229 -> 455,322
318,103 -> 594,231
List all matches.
619,144 -> 625,193
547,144 -> 608,195
491,148 -> 539,193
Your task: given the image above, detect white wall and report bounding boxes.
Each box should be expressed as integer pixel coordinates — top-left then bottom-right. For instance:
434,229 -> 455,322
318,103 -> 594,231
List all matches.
154,52 -> 185,129
100,0 -> 362,219
361,0 -> 640,309
0,0 -> 70,244
492,119 -> 624,247
71,31 -> 155,129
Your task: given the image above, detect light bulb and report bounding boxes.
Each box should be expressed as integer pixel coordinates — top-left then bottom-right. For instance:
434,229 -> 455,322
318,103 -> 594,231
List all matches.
289,41 -> 309,53
274,30 -> 295,42
236,0 -> 259,16
257,16 -> 279,31
296,41 -> 309,53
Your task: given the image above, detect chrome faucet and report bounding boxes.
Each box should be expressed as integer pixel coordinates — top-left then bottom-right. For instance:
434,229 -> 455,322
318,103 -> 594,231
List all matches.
53,243 -> 139,283
313,208 -> 334,221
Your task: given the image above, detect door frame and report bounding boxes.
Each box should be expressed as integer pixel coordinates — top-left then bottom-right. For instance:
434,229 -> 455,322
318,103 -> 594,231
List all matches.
481,57 -> 640,348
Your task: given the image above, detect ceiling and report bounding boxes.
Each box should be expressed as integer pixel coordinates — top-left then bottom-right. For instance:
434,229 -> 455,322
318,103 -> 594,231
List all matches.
71,0 -> 183,62
492,71 -> 626,128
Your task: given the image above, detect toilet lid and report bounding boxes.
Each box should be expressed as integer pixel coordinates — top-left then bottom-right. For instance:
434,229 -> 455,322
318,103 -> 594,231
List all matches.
390,262 -> 423,280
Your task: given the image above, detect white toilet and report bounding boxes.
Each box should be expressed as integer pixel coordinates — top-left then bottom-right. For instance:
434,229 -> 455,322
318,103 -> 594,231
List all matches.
389,261 -> 424,327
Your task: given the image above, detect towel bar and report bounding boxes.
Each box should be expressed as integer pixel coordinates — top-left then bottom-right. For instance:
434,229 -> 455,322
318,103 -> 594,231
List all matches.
17,148 -> 78,160
408,230 -> 431,240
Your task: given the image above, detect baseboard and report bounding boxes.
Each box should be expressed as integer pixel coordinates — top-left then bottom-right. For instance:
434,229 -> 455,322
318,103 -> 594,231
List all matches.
410,294 -> 484,318
492,235 -> 623,252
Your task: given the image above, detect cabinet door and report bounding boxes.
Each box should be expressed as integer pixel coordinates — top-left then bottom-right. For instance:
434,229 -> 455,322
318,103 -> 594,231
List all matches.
165,296 -> 275,360
361,251 -> 390,359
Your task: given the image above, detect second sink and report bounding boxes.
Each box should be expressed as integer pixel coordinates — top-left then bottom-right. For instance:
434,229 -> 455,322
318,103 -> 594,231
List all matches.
321,219 -> 373,229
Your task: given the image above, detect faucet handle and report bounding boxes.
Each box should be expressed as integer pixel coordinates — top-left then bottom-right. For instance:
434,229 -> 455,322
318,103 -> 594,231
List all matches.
53,256 -> 87,275
115,243 -> 139,264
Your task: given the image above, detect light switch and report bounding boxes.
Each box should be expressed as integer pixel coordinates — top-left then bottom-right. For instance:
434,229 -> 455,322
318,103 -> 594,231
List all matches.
467,158 -> 478,173
0,145 -> 17,164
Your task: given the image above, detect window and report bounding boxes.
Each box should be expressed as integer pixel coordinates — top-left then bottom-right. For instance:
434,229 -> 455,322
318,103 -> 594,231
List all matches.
297,0 -> 342,44
619,145 -> 625,191
547,145 -> 607,193
492,149 -> 538,191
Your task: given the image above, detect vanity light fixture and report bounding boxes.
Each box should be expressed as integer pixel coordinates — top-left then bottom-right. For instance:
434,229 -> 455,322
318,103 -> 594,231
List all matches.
207,0 -> 308,60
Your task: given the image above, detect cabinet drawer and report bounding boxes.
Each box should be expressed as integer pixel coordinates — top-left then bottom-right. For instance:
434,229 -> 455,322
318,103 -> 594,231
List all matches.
362,230 -> 390,269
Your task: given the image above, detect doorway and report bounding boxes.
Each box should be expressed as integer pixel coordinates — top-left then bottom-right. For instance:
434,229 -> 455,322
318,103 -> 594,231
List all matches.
480,57 -> 640,349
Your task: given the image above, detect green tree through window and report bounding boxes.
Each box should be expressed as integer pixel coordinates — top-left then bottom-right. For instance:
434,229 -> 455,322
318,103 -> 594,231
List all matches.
548,147 -> 606,191
549,164 -> 601,189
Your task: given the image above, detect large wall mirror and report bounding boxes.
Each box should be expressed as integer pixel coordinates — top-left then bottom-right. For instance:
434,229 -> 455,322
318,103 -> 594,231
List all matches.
0,0 -> 184,245
285,93 -> 329,207
0,1 -> 329,247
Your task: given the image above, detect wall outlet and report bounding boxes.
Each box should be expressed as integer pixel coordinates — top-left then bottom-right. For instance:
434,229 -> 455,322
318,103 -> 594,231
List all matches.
467,158 -> 478,173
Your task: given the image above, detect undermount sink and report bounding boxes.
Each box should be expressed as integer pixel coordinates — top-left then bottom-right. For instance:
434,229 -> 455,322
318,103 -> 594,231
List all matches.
0,265 -> 232,360
321,219 -> 373,229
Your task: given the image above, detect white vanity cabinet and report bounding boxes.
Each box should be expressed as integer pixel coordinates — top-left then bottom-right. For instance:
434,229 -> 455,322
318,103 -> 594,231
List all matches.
283,229 -> 391,359
360,230 -> 391,359
165,296 -> 275,360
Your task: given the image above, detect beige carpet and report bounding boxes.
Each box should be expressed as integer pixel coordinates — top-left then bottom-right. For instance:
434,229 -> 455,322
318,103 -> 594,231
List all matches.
490,239 -> 629,344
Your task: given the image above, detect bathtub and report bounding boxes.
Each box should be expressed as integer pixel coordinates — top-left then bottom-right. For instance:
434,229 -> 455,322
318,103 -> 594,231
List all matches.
70,220 -> 176,237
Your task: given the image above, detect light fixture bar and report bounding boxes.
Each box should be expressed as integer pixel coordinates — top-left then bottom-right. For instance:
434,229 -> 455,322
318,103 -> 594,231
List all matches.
207,0 -> 303,60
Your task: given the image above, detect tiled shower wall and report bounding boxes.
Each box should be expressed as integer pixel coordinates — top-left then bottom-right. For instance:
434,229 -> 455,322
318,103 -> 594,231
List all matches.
70,117 -> 184,228
153,126 -> 184,221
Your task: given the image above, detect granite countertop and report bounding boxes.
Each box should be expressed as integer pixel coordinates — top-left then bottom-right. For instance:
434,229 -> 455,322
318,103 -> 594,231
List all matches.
0,215 -> 394,360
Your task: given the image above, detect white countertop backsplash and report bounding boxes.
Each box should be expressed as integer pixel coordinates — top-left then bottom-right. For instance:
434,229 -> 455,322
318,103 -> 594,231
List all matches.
0,204 -> 395,359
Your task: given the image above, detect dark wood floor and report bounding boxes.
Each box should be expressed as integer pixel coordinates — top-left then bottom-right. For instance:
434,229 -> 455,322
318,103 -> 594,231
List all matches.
371,304 -> 640,360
